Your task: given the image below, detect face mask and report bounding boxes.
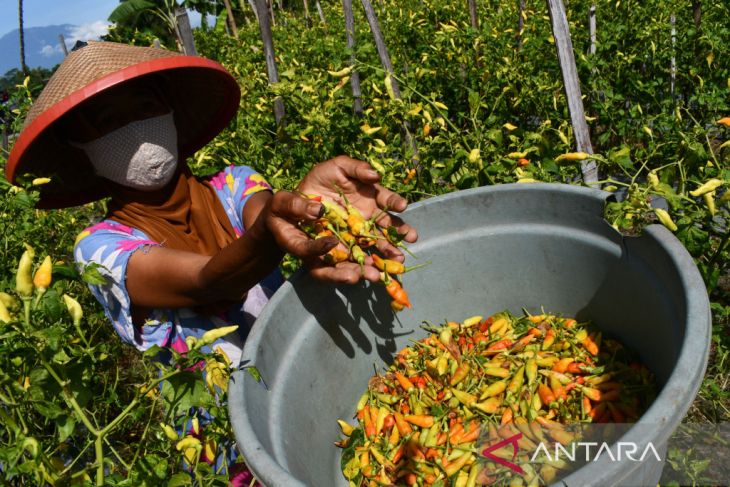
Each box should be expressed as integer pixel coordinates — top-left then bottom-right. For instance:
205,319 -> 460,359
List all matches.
76,112 -> 178,190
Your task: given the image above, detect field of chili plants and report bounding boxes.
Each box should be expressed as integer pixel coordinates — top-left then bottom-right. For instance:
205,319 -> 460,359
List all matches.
0,0 -> 728,484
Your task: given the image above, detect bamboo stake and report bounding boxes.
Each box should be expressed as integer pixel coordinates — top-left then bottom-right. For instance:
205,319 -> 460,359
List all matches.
546,0 -> 598,185
222,0 -> 239,37
360,0 -> 418,162
255,0 -> 285,126
342,0 -> 363,115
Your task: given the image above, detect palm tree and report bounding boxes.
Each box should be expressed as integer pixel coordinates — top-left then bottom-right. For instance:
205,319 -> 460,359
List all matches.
18,0 -> 28,75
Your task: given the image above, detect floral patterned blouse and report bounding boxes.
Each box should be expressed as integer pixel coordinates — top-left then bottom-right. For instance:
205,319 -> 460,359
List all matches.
73,165 -> 282,365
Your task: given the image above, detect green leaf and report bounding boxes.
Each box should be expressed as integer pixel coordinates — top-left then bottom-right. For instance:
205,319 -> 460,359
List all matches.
81,263 -> 108,286
56,415 -> 76,443
246,366 -> 263,383
167,472 -> 193,487
161,371 -> 213,416
108,0 -> 156,23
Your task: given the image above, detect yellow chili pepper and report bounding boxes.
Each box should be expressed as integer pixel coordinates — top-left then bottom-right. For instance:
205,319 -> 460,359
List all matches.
200,325 -> 239,346
161,423 -> 179,441
555,151 -> 590,162
16,244 -> 35,298
62,294 -> 83,326
689,178 -> 723,197
704,192 -> 716,216
0,300 -> 11,323
654,208 -> 678,232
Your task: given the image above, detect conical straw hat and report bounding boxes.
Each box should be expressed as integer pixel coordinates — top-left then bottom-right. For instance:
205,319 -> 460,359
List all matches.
5,41 -> 240,208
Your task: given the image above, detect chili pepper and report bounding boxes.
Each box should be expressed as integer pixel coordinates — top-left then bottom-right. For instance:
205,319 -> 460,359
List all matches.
474,397 -> 501,414
582,333 -> 600,356
393,412 -> 412,435
483,367 -> 510,378
541,328 -> 556,350
552,357 -> 574,374
480,380 -> 507,399
689,178 -> 723,197
15,244 -> 35,298
383,275 -> 412,308
555,151 -> 590,162
704,192 -> 717,216
489,317 -> 509,336
322,200 -> 349,228
337,419 -> 354,437
654,208 -> 678,232
507,366 -> 525,395
485,339 -> 511,354
62,294 -> 83,326
395,372 -> 415,392
450,363 -> 470,386
375,406 -> 388,435
0,300 -> 11,323
323,247 -> 349,264
443,452 -> 473,478
500,407 -> 513,425
350,245 -> 365,268
363,406 -> 376,438
161,423 -> 178,441
566,362 -> 586,375
457,421 -> 481,444
33,256 -> 52,291
200,325 -> 239,346
563,318 -> 577,328
538,384 -> 556,406
452,388 -> 478,406
404,414 -> 434,428
372,254 -> 405,274
525,359 -> 538,385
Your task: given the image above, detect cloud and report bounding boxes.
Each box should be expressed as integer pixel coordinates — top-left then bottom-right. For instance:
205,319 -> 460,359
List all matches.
40,43 -> 63,57
38,20 -> 111,56
66,20 -> 111,45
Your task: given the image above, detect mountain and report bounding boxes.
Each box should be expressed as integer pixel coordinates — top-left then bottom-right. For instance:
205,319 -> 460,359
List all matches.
0,25 -> 74,75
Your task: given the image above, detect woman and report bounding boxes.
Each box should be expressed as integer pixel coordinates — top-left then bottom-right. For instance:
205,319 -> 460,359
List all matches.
5,41 -> 416,477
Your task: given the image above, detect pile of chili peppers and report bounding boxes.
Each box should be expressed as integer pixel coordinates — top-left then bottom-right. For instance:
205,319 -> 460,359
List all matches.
300,194 -> 423,311
337,312 -> 656,486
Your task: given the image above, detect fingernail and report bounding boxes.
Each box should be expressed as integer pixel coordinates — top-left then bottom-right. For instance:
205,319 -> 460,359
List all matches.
308,202 -> 325,219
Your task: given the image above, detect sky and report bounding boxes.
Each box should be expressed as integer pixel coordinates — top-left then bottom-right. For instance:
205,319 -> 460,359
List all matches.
0,0 -> 203,39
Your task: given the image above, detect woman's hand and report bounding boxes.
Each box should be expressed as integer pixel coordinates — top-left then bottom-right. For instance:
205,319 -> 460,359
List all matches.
293,155 -> 418,283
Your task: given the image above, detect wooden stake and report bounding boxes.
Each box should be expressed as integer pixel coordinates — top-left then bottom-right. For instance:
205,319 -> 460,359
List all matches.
58,34 -> 68,56
546,0 -> 597,185
315,0 -> 327,24
468,0 -> 479,29
360,0 -> 418,164
342,0 -> 363,115
589,3 -> 596,55
175,7 -> 197,55
223,0 -> 239,37
255,0 -> 285,126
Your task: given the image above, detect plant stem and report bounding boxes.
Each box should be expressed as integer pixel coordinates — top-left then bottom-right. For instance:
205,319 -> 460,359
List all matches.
40,358 -> 99,436
95,435 -> 104,486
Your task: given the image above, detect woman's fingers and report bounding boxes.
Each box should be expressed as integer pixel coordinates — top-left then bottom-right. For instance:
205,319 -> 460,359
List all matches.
269,190 -> 324,221
304,258 -> 381,284
330,156 -> 381,184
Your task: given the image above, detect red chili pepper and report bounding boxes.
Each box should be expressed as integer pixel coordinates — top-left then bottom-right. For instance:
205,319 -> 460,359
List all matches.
479,317 -> 494,333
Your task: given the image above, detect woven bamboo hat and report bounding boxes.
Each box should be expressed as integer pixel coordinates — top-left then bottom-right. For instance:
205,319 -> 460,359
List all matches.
5,41 -> 240,208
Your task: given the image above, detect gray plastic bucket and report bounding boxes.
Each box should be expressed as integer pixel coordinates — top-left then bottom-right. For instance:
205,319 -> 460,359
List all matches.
229,183 -> 711,487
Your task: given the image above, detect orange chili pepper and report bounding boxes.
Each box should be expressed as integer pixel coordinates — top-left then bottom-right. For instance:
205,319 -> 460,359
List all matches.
393,412 -> 413,435
395,372 -> 415,392
552,357 -> 574,374
383,277 -> 412,308
404,414 -> 434,428
538,384 -> 557,405
582,333 -> 600,355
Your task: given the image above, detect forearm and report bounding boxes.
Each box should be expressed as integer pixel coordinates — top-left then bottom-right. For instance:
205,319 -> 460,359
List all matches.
194,201 -> 284,302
